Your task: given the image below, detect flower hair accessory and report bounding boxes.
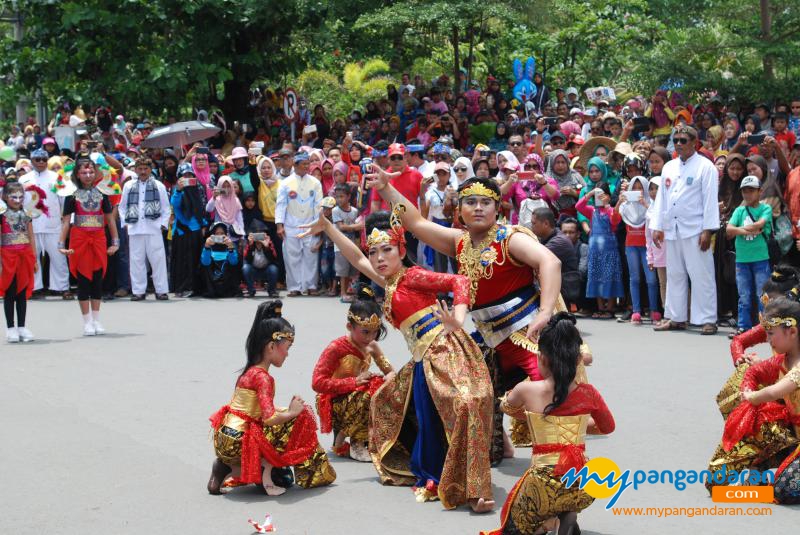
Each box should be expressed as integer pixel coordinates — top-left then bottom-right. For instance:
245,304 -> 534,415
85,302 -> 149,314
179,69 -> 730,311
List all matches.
459,182 -> 501,202
272,331 -> 295,342
761,317 -> 798,330
367,203 -> 407,252
348,311 -> 382,330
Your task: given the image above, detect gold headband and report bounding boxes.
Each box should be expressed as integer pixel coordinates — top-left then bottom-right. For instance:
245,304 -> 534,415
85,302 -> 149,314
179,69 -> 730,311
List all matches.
272,331 -> 295,342
761,317 -> 798,330
348,311 -> 382,330
459,182 -> 501,202
366,228 -> 393,247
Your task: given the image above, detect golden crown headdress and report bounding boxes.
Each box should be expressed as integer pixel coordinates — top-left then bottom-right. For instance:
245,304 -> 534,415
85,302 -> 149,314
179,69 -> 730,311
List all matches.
347,311 -> 382,330
272,331 -> 295,342
459,182 -> 501,201
761,317 -> 798,330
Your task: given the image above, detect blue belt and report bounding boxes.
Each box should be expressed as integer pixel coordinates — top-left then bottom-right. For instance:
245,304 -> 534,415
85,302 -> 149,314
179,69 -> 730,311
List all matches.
410,312 -> 442,339
487,295 -> 539,333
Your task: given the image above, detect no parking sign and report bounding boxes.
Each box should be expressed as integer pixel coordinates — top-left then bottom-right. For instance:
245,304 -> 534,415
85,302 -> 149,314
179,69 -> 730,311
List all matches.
283,88 -> 298,121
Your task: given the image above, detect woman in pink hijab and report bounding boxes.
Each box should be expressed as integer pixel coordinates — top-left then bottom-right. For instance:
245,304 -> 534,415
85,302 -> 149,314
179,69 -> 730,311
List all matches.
192,152 -> 214,198
206,176 -> 244,237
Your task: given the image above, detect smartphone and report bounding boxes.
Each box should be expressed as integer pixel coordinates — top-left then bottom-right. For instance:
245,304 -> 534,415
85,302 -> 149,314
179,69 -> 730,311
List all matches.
633,116 -> 650,128
211,235 -> 225,244
544,117 -> 559,127
251,232 -> 266,242
594,190 -> 605,206
747,134 -> 766,145
480,149 -> 490,157
517,171 -> 536,181
346,131 -> 353,138
182,177 -> 198,187
303,124 -> 317,135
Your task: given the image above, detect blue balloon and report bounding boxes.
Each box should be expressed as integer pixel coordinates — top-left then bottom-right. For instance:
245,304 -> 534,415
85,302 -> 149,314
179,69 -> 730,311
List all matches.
512,56 -> 537,102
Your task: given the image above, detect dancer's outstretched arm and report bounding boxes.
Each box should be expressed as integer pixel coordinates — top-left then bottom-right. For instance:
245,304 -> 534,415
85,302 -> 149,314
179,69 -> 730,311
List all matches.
299,214 -> 384,286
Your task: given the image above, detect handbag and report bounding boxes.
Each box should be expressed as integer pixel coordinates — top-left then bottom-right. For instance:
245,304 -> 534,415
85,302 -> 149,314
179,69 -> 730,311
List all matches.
561,270 -> 583,303
745,206 -> 782,266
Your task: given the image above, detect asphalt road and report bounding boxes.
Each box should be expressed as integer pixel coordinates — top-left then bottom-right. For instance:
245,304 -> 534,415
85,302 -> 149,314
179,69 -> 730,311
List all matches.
1,295 -> 797,534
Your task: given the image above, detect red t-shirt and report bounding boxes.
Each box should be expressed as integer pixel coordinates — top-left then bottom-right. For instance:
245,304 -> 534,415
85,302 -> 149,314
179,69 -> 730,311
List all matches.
371,165 -> 423,210
774,130 -> 797,151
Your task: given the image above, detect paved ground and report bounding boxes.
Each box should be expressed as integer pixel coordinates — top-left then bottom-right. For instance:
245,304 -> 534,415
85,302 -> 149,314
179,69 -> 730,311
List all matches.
1,294 -> 797,534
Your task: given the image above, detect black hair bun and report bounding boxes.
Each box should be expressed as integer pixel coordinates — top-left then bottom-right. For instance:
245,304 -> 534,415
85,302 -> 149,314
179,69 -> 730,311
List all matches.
772,265 -> 799,283
354,283 -> 376,302
550,311 -> 577,326
263,300 -> 283,319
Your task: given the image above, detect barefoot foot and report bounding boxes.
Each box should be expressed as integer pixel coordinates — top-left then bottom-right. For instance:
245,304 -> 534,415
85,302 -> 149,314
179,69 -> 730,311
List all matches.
469,497 -> 495,513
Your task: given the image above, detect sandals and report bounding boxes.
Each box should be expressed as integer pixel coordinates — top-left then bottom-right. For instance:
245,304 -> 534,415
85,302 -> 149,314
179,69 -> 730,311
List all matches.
591,311 -> 613,319
728,328 -> 746,339
701,323 -> 718,336
287,291 -> 301,297
653,320 -> 687,331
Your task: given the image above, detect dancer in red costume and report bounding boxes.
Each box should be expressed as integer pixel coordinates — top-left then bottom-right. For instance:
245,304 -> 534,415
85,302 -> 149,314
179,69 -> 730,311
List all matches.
482,313 -> 615,535
0,182 -> 38,343
57,156 -> 119,336
208,301 -> 336,496
300,209 -> 495,512
312,284 -> 395,462
367,169 -> 564,461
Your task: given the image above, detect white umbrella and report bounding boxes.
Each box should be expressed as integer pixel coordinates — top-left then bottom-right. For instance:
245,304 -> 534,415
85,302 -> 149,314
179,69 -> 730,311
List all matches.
140,121 -> 220,149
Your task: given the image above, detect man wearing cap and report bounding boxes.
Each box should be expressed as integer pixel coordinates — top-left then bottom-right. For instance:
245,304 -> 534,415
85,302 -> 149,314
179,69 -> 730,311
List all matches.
651,125 -> 720,335
119,157 -> 171,301
275,152 -> 323,296
565,87 -> 583,110
405,141 -> 428,175
20,148 -> 72,298
276,147 -> 295,179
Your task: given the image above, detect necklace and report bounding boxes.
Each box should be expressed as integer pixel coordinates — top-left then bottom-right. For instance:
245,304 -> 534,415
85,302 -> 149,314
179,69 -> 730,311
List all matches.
457,224 -> 505,306
382,267 -> 407,323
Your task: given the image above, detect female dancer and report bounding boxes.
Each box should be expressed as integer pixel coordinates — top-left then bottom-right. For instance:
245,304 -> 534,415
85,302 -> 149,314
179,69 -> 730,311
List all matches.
484,313 -> 615,535
312,284 -> 395,462
58,156 -> 119,336
208,301 -> 336,496
0,182 -> 37,342
299,209 -> 495,512
718,297 -> 800,503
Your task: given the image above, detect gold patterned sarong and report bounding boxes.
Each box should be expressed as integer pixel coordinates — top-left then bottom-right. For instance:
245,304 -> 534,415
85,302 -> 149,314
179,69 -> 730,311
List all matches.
331,390 -> 372,442
369,328 -> 494,509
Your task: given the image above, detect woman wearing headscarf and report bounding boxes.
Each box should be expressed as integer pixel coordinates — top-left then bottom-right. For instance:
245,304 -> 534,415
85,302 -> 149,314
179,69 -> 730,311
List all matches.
721,118 -> 741,151
170,163 -> 207,298
488,123 -> 510,153
452,156 -> 475,186
256,156 -> 284,284
547,150 -> 584,218
191,150 -> 214,199
577,157 -> 609,236
715,154 -> 747,328
644,90 -> 675,137
206,176 -> 244,238
500,153 -> 560,225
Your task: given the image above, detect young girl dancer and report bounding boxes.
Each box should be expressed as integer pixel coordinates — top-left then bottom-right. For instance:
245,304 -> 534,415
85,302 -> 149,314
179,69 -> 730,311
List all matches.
719,297 -> 800,504
300,209 -> 495,512
0,182 -> 37,342
312,284 -> 395,462
484,313 -> 615,535
58,156 -> 119,336
208,301 -> 336,496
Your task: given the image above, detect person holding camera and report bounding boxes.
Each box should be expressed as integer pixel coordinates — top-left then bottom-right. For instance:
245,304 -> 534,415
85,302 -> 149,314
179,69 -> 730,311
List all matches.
242,222 -> 279,298
170,163 -> 207,298
200,222 -> 240,298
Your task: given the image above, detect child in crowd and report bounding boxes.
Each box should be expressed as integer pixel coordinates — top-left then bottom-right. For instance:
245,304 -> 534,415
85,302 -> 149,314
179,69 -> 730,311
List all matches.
726,175 -> 773,337
645,177 -> 666,314
312,285 -> 394,462
206,176 -> 244,238
576,181 -> 624,318
332,184 -> 362,302
208,301 -> 336,496
788,98 -> 800,141
315,197 -> 337,297
200,222 -> 241,298
616,176 -> 659,324
1,182 -> 37,342
772,112 -> 796,153
242,222 -> 280,298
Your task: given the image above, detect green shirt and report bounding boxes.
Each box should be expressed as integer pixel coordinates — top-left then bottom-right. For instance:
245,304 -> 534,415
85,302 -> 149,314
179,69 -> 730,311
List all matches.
730,203 -> 772,263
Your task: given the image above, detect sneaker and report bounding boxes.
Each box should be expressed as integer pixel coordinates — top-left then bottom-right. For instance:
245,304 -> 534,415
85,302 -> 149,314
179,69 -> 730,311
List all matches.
6,327 -> 19,343
630,313 -> 642,325
616,310 -> 633,323
83,323 -> 97,337
93,321 -> 106,335
17,327 -> 34,342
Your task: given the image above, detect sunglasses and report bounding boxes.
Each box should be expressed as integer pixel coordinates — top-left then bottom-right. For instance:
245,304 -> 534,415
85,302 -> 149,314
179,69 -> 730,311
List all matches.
195,157 -> 208,161
673,137 -> 691,145
509,141 -> 523,147
32,158 -> 48,162
389,155 -> 404,161
454,167 -> 467,172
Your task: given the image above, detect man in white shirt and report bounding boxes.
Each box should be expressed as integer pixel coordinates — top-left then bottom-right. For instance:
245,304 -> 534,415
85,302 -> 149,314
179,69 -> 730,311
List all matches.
20,148 -> 71,297
118,157 -> 171,301
275,152 -> 323,296
651,125 -> 720,334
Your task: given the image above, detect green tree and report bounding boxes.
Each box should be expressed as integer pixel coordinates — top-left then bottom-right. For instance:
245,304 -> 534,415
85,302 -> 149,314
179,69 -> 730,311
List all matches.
0,0 -> 322,120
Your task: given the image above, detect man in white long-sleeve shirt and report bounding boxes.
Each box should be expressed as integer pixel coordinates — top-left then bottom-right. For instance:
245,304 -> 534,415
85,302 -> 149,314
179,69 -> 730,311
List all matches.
651,125 -> 720,334
20,148 -> 72,297
275,152 -> 322,296
118,157 -> 171,301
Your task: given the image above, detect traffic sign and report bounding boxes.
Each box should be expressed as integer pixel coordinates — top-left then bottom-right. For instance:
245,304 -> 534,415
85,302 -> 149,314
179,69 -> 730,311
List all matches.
283,88 -> 298,120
